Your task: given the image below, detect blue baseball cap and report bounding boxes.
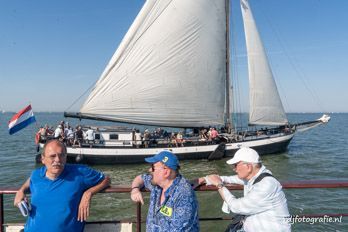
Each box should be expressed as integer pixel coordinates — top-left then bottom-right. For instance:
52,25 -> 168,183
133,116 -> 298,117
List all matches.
145,151 -> 180,170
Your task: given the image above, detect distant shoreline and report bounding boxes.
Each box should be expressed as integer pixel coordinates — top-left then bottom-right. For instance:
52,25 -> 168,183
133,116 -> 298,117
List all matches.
2,111 -> 347,114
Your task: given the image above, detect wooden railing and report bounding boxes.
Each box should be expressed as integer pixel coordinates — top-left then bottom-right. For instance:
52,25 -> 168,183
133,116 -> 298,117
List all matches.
1,180 -> 348,232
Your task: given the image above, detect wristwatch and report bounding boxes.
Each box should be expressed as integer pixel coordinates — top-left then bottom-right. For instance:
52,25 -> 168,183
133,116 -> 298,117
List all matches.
217,183 -> 224,189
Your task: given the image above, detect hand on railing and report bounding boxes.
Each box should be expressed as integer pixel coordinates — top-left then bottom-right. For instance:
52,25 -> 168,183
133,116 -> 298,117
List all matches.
190,175 -> 223,189
131,188 -> 144,205
205,174 -> 223,186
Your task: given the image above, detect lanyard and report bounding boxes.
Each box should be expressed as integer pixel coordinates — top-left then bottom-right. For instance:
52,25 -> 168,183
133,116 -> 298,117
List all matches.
153,175 -> 182,221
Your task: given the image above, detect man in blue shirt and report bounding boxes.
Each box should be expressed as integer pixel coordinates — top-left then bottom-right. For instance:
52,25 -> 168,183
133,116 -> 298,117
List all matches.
14,140 -> 110,232
131,151 -> 199,231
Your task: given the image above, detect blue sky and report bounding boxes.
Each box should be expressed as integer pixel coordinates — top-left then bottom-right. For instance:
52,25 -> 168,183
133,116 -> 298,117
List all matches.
0,0 -> 347,113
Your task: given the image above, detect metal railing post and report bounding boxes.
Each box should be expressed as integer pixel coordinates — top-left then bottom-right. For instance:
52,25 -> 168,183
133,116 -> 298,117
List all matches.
136,202 -> 141,232
0,194 -> 4,232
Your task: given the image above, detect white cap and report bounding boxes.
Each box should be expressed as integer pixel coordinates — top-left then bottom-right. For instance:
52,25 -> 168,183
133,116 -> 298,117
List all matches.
226,147 -> 261,165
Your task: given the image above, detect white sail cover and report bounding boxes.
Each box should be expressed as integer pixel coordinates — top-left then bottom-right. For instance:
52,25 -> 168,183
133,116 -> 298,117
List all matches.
241,0 -> 288,126
80,0 -> 227,128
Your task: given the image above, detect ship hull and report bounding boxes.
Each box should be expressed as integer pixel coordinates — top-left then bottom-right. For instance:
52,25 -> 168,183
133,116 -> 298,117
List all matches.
39,133 -> 294,164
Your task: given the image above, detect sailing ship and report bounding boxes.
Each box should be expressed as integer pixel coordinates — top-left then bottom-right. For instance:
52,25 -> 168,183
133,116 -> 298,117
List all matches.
47,0 -> 329,164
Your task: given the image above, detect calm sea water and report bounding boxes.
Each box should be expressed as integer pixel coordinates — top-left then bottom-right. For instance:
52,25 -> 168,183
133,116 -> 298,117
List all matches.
0,112 -> 347,231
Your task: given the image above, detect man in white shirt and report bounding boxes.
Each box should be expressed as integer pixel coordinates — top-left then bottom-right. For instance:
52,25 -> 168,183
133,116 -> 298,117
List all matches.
86,128 -> 95,147
54,125 -> 63,139
197,147 -> 291,232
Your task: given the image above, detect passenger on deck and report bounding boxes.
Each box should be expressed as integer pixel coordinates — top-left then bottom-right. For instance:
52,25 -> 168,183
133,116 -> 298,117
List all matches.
74,126 -> 84,147
283,126 -> 291,134
143,129 -> 150,148
35,127 -> 43,145
130,151 -> 199,231
207,127 -> 212,139
47,125 -> 54,136
157,127 -> 164,138
86,127 -> 95,148
162,130 -> 169,140
132,128 -> 136,145
65,126 -> 75,146
60,121 -> 65,131
135,129 -> 142,148
176,131 -> 185,147
14,140 -> 110,232
257,130 -> 264,136
54,125 -> 64,140
195,147 -> 291,232
170,132 -> 177,147
199,129 -> 209,142
209,127 -> 219,142
39,125 -> 49,142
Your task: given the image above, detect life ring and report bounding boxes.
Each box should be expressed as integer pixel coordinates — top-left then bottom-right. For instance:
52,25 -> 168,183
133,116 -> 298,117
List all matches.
35,132 -> 40,144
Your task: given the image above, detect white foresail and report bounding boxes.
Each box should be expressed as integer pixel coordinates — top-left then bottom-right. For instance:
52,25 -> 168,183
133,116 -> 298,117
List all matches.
80,0 -> 227,128
241,0 -> 288,126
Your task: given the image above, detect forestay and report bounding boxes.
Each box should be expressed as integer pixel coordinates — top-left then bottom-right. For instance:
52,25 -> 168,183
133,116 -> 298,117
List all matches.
80,0 -> 227,128
241,0 -> 288,126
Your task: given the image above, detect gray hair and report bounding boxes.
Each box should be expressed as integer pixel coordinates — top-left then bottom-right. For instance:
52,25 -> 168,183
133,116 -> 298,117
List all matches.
252,163 -> 262,169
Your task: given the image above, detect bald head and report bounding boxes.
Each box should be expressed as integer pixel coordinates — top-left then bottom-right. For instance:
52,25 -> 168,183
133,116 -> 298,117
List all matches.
41,139 -> 67,180
42,140 -> 67,157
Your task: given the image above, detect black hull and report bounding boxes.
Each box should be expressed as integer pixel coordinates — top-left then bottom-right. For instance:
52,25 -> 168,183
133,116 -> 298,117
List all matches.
225,137 -> 293,157
63,135 -> 293,165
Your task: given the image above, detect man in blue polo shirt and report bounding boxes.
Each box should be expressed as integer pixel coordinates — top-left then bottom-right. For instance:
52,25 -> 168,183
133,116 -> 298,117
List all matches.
131,151 -> 199,231
14,140 -> 110,232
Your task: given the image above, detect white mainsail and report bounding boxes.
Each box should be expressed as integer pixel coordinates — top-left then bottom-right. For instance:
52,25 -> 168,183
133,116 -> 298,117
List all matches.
241,0 -> 288,126
80,0 -> 227,128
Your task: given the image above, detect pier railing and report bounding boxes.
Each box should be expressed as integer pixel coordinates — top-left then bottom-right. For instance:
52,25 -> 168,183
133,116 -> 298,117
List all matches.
1,180 -> 348,232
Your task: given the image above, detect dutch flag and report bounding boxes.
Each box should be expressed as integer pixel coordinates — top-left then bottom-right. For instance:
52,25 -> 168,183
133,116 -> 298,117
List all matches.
8,104 -> 36,135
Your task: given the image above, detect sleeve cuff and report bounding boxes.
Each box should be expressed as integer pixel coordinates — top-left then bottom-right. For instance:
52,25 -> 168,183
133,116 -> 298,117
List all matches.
222,187 -> 236,202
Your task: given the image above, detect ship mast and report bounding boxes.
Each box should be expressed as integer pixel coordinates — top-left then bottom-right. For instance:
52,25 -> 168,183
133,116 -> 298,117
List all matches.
225,0 -> 232,133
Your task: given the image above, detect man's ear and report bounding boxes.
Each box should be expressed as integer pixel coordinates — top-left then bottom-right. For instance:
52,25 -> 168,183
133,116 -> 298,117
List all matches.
247,163 -> 254,173
164,169 -> 171,178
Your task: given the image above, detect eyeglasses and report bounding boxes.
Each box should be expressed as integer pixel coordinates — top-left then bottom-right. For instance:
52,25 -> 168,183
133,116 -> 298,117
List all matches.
232,161 -> 249,169
45,153 -> 67,160
151,164 -> 167,172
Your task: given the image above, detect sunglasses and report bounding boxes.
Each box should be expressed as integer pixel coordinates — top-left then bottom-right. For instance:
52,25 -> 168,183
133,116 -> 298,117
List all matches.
232,161 -> 249,169
151,164 -> 167,172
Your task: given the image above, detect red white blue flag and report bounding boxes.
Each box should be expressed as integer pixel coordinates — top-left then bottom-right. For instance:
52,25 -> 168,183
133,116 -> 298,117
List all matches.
8,104 -> 36,135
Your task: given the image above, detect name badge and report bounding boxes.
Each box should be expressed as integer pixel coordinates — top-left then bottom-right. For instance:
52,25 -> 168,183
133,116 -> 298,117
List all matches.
160,206 -> 172,217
